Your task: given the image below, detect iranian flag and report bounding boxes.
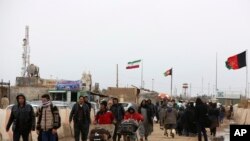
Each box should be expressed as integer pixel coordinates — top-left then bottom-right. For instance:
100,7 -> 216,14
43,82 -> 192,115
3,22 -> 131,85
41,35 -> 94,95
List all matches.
225,51 -> 246,70
163,68 -> 172,76
126,60 -> 141,69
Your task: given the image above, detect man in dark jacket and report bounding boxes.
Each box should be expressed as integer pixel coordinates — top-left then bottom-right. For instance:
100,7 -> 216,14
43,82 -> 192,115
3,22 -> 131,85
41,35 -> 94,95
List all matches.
185,102 -> 196,135
110,98 -> 125,141
208,103 -> 219,137
6,93 -> 35,141
195,98 -> 208,141
146,99 -> 156,117
69,96 -> 90,141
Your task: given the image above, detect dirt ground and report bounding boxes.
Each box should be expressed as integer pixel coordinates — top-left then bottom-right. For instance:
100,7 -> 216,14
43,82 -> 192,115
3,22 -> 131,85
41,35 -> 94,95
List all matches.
62,120 -> 230,141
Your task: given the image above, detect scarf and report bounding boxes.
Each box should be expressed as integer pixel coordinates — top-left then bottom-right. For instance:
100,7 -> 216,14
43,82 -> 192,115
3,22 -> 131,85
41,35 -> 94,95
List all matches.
42,100 -> 51,108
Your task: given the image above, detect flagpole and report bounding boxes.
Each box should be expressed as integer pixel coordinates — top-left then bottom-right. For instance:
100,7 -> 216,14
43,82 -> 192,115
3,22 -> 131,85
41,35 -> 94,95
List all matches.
141,60 -> 143,89
116,64 -> 118,88
246,50 -> 248,98
216,52 -> 218,98
171,68 -> 173,97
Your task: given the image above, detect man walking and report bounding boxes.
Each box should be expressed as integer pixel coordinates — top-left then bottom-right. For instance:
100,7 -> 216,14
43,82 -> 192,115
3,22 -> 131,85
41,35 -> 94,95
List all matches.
195,98 -> 208,141
69,96 -> 91,141
6,93 -> 35,141
84,95 -> 92,112
110,98 -> 125,141
36,94 -> 61,141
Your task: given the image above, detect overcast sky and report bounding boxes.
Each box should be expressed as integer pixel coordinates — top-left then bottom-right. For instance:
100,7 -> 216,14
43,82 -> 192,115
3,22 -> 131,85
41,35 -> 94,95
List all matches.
0,0 -> 249,96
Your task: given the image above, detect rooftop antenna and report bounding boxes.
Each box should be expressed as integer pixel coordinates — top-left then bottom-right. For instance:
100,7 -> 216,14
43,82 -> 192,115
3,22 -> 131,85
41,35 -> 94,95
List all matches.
21,26 -> 30,77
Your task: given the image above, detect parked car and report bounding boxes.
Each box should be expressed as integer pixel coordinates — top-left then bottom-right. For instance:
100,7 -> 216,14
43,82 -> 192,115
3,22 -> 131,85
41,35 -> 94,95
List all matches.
119,102 -> 138,112
91,101 -> 99,112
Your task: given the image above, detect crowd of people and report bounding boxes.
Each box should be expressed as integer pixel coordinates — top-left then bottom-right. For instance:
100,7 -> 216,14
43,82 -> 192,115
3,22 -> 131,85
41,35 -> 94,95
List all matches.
155,98 -> 232,141
5,93 -> 234,141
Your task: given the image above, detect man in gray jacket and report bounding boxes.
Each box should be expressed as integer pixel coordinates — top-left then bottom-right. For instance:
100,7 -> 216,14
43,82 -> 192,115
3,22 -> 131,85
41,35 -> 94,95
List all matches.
164,103 -> 177,138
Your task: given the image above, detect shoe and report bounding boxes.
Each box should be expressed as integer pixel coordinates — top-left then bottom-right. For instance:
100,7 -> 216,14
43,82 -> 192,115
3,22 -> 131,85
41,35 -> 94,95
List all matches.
140,138 -> 143,141
171,132 -> 175,138
164,131 -> 168,137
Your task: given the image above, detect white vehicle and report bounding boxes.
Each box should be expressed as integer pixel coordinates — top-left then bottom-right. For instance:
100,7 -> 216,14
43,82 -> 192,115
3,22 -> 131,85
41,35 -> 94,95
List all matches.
91,101 -> 99,112
119,102 -> 138,112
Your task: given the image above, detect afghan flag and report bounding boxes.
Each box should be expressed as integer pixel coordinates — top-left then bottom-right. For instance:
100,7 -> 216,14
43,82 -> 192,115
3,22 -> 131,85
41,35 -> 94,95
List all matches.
164,68 -> 172,76
126,60 -> 141,69
225,51 -> 246,70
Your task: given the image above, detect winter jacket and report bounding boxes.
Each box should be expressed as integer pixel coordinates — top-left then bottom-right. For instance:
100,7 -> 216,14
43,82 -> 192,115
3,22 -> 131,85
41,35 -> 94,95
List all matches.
95,110 -> 114,124
36,104 -> 61,131
208,108 -> 219,128
110,103 -> 125,122
6,104 -> 35,132
6,94 -> 35,132
69,102 -> 90,124
195,103 -> 208,126
124,112 -> 144,122
164,107 -> 177,124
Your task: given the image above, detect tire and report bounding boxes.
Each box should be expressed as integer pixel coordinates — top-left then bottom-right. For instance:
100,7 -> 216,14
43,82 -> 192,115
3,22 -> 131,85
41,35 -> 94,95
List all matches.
126,135 -> 130,141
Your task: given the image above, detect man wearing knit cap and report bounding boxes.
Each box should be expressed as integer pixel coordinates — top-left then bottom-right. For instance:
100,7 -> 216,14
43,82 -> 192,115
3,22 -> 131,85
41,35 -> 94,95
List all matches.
6,93 -> 35,141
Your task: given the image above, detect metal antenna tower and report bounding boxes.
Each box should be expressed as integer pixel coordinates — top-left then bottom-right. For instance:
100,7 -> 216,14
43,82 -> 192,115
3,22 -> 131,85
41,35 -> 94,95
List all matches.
21,26 -> 30,77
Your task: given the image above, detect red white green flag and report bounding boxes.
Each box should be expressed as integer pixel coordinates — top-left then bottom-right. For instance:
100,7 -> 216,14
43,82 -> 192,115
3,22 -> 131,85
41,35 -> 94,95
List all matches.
225,51 -> 246,70
163,68 -> 172,76
126,60 -> 141,69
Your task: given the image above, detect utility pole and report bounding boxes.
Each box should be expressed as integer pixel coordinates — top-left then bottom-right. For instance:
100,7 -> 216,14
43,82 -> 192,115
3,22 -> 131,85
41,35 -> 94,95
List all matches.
201,77 -> 204,95
116,64 -> 118,88
189,83 -> 192,97
152,78 -> 154,91
208,83 -> 211,97
215,52 -> 218,99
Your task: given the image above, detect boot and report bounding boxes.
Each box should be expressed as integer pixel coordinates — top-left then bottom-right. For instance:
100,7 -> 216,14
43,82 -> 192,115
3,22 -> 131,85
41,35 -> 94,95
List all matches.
171,129 -> 176,138
164,129 -> 168,136
167,129 -> 171,137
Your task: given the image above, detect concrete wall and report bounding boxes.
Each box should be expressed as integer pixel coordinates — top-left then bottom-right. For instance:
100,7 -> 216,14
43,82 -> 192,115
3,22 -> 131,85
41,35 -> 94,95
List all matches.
10,86 -> 51,104
217,98 -> 240,106
105,87 -> 139,103
234,107 -> 250,124
0,106 -> 101,141
16,77 -> 56,88
0,87 -> 9,99
0,107 -> 73,141
138,92 -> 158,104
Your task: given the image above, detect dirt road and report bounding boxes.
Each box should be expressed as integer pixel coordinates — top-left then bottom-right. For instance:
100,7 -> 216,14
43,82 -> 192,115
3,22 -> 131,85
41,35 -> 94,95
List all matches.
62,120 -> 230,141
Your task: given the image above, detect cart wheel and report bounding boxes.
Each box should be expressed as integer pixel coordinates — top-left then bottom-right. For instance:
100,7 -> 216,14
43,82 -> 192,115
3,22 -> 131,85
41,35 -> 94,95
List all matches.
126,135 -> 130,141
